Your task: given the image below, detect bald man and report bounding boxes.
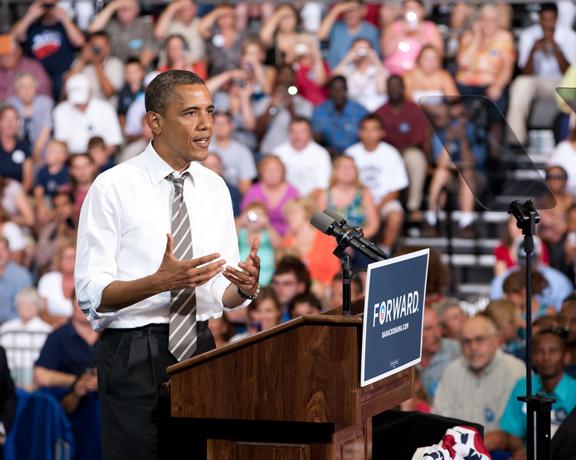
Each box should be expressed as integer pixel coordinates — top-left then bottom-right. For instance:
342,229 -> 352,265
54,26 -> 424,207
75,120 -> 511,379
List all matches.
433,314 -> 524,450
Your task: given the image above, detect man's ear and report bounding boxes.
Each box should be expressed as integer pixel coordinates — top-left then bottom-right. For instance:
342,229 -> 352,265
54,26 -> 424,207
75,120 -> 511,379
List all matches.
145,111 -> 162,136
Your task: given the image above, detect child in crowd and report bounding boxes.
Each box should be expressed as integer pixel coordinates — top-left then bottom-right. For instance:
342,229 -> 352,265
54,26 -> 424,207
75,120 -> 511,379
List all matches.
87,136 -> 116,172
288,291 -> 322,319
33,140 -> 70,225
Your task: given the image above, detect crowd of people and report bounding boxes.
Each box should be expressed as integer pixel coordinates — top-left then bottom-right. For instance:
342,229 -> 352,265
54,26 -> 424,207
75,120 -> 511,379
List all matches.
0,0 -> 576,459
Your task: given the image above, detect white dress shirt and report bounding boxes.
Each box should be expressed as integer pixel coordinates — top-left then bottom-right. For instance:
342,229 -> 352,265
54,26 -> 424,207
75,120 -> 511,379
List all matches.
75,143 -> 246,331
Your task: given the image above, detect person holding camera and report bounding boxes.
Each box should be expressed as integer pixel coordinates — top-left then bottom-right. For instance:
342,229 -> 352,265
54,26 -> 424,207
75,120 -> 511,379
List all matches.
68,31 -> 124,106
332,37 -> 388,112
12,0 -> 85,99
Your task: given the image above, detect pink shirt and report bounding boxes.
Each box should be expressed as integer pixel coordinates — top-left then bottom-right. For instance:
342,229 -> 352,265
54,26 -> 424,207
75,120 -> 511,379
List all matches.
384,21 -> 438,76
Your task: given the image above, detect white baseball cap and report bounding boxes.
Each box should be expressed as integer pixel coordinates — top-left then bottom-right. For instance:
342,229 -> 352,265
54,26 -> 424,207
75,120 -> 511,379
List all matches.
66,74 -> 90,105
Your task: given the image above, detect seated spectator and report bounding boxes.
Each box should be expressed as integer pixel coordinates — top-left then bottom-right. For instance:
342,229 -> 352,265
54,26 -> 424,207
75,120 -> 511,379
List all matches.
88,0 -> 156,67
0,204 -> 29,265
494,216 -> 550,276
238,38 -> 276,96
199,4 -> 248,75
118,113 -> 152,163
11,1 -> 84,99
231,287 -> 282,341
495,328 -> 576,456
37,239 -> 76,326
539,166 -> 575,269
562,205 -> 576,282
34,191 -> 77,276
345,115 -> 408,254
273,116 -> 332,197
208,111 -> 257,194
1,176 -> 34,229
548,124 -> 576,197
67,153 -> 98,222
236,202 -> 280,286
33,140 -> 70,226
53,74 -> 123,155
376,75 -> 431,221
34,296 -> 100,460
259,4 -> 304,66
69,31 -> 124,106
455,4 -> 514,137
271,255 -> 311,321
312,76 -> 369,155
0,237 -> 32,324
0,105 -> 33,192
424,98 -> 487,237
404,44 -> 459,107
157,33 -> 207,79
116,58 -> 145,128
281,198 -> 340,298
332,37 -> 388,112
0,34 -> 51,101
255,64 -> 314,154
154,0 -> 205,65
207,315 -> 235,348
288,291 -> 322,319
485,298 -> 524,359
87,136 -> 116,173
491,238 -> 574,312
431,297 -> 466,340
0,287 -> 52,389
318,0 -> 380,70
329,271 -> 363,310
418,307 -> 461,399
501,268 -> 555,324
6,72 -> 53,163
433,314 -> 525,451
201,153 -> 241,217
507,2 -> 576,146
558,298 -> 576,377
382,0 -> 444,76
314,155 -> 380,263
292,34 -> 329,106
241,155 -> 299,236
206,69 -> 259,152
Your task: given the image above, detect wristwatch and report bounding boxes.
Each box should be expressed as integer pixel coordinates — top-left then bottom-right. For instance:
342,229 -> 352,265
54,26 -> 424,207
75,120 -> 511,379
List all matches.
238,284 -> 261,300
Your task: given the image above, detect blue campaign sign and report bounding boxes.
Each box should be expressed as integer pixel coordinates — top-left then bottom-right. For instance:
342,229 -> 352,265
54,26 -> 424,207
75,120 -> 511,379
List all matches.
361,249 -> 429,387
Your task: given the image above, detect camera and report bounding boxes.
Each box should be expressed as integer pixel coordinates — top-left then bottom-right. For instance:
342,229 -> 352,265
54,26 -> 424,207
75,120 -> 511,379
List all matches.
92,46 -> 102,55
247,210 -> 259,223
232,79 -> 247,88
405,11 -> 419,30
42,2 -> 54,9
357,48 -> 367,57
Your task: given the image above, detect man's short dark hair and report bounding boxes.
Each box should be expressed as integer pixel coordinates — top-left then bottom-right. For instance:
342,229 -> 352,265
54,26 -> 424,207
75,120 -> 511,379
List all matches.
89,30 -> 109,41
273,256 -> 311,292
360,113 -> 384,130
288,291 -> 322,316
540,2 -> 558,15
327,75 -> 347,91
290,116 -> 312,130
145,70 -> 206,115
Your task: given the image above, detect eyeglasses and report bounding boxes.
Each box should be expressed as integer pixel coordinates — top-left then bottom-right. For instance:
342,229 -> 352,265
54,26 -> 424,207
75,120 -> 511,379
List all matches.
461,334 -> 495,347
546,173 -> 567,181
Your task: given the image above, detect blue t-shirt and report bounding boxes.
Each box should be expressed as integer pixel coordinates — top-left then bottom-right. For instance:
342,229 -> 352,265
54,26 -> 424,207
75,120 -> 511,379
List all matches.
312,99 -> 369,153
499,373 -> 576,440
0,140 -> 31,183
0,263 -> 33,323
24,22 -> 76,80
35,322 -> 97,378
327,21 -> 380,69
34,164 -> 70,197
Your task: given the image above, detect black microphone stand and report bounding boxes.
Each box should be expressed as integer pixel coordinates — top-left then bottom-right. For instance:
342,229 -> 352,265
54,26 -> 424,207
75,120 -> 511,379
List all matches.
508,200 -> 555,460
331,227 -> 386,317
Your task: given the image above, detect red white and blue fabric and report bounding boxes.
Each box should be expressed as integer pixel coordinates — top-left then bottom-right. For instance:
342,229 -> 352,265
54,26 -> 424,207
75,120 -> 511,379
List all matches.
412,426 -> 491,460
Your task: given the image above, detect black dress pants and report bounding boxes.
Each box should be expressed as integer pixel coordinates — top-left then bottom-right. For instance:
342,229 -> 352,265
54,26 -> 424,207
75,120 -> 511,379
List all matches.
96,322 -> 215,460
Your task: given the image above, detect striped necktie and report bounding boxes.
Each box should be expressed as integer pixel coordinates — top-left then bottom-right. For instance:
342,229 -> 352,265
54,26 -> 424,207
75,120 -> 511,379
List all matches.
166,172 -> 197,361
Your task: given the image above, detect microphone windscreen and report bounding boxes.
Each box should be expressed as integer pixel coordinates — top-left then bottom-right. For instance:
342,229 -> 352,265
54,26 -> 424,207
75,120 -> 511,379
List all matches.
310,211 -> 334,233
323,208 -> 345,223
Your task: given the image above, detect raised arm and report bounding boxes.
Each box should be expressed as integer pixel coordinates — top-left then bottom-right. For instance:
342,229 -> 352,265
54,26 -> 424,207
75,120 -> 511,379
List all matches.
318,2 -> 353,41
11,1 -> 46,42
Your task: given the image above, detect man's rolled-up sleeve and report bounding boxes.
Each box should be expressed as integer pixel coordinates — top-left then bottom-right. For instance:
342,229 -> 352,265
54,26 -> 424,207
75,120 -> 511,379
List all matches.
74,180 -> 120,323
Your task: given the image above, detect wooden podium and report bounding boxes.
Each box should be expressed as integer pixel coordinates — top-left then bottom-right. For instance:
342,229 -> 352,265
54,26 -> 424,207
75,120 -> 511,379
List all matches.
167,313 -> 413,459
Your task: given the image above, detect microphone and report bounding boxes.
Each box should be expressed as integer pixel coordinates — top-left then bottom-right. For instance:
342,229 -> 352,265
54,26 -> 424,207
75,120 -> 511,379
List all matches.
310,209 -> 387,262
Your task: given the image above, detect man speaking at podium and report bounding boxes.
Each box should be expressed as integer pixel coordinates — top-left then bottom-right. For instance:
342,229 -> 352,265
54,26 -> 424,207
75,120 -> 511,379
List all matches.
74,70 -> 261,460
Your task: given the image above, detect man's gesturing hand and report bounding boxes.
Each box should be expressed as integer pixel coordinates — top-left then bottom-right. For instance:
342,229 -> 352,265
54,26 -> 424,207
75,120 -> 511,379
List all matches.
223,236 -> 261,297
155,234 -> 226,291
